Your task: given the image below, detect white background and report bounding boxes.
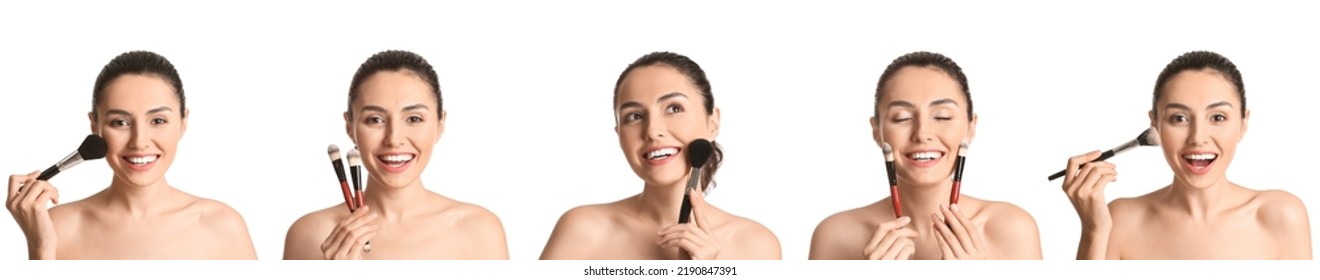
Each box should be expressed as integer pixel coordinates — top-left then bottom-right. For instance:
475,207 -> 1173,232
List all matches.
1,0 -> 1316,274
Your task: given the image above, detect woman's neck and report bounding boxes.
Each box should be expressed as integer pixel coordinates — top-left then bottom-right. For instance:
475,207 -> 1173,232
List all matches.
362,178 -> 429,223
894,176 -> 955,230
1163,176 -> 1236,222
102,175 -> 176,218
636,176 -> 692,226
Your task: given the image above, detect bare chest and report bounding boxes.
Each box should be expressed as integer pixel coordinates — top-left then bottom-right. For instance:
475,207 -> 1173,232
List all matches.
57,220 -> 224,259
1115,219 -> 1277,259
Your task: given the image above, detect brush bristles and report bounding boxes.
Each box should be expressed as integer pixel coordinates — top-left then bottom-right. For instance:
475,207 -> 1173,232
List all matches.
1139,127 -> 1161,146
78,134 -> 109,160
347,149 -> 362,166
958,140 -> 969,156
327,144 -> 342,160
686,139 -> 714,167
881,143 -> 894,162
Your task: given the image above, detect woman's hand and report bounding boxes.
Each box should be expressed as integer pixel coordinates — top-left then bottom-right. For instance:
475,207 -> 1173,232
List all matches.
1062,151 -> 1116,232
862,216 -> 918,260
319,205 -> 378,260
7,171 -> 60,260
932,204 -> 987,260
657,188 -> 721,260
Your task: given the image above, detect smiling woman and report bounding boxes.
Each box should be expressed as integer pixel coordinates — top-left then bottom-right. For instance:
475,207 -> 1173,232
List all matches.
1060,51 -> 1312,260
538,51 -> 781,260
808,51 -> 1042,260
5,51 -> 257,260
282,50 -> 509,260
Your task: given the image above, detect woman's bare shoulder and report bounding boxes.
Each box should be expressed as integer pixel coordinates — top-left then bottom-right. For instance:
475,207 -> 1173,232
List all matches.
812,202 -> 881,239
539,199 -> 630,259
713,208 -> 782,259
975,199 -> 1038,231
1246,189 -> 1309,230
287,204 -> 351,235
551,201 -> 627,236
434,197 -> 506,236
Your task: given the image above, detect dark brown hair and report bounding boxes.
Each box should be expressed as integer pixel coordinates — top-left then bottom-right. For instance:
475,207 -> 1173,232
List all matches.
874,51 -> 972,118
1152,51 -> 1245,116
347,50 -> 442,118
92,51 -> 185,120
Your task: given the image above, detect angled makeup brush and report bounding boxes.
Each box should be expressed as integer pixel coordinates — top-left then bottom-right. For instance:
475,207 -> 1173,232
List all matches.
347,149 -> 365,210
328,144 -> 355,211
882,143 -> 902,218
37,134 -> 109,181
950,140 -> 968,205
1047,127 -> 1162,181
678,139 -> 714,224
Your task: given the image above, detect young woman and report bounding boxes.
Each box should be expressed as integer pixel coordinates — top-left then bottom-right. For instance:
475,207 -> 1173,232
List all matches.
1061,51 -> 1311,259
283,50 -> 509,260
5,51 -> 257,259
539,51 -> 781,260
809,51 -> 1041,260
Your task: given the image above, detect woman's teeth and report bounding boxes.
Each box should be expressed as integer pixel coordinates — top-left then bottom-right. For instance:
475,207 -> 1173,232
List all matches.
1183,153 -> 1217,161
380,154 -> 414,164
908,152 -> 942,161
125,155 -> 158,165
647,148 -> 677,160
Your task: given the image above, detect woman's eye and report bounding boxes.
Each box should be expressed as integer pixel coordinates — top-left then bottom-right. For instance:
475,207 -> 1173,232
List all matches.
892,114 -> 913,122
110,119 -> 129,127
666,104 -> 683,113
935,116 -> 953,121
366,116 -> 384,124
407,116 -> 424,123
151,117 -> 167,125
1168,114 -> 1188,123
623,112 -> 643,122
1212,114 -> 1228,122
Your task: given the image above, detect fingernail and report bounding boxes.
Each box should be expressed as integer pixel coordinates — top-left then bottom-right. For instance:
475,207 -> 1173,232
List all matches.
950,204 -> 960,212
899,216 -> 910,222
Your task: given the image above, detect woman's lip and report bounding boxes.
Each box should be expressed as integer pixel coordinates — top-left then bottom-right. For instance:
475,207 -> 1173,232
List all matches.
121,155 -> 159,172
375,153 -> 416,173
904,156 -> 942,168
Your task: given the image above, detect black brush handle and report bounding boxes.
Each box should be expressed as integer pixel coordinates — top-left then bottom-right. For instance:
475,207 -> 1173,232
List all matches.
678,193 -> 693,224
36,165 -> 60,181
678,167 -> 701,224
1047,149 -> 1117,181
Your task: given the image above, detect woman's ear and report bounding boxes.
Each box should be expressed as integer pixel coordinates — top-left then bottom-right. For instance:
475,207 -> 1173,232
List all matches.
435,110 -> 447,143
343,111 -> 354,144
1148,110 -> 1157,128
1241,109 -> 1250,139
180,109 -> 189,136
707,107 -> 721,139
966,113 -> 978,144
870,116 -> 882,144
88,111 -> 98,135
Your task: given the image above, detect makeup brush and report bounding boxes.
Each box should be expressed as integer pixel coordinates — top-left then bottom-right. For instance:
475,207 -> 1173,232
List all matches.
882,143 -> 902,218
347,149 -> 365,210
678,139 -> 714,224
1047,127 -> 1161,181
328,144 -> 355,211
37,134 -> 109,181
346,148 -> 372,253
950,140 -> 968,205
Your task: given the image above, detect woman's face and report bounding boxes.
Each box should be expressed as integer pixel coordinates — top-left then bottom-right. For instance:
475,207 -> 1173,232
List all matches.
614,65 -> 720,188
1150,69 -> 1247,189
89,74 -> 187,187
872,66 -> 976,186
344,70 -> 445,190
